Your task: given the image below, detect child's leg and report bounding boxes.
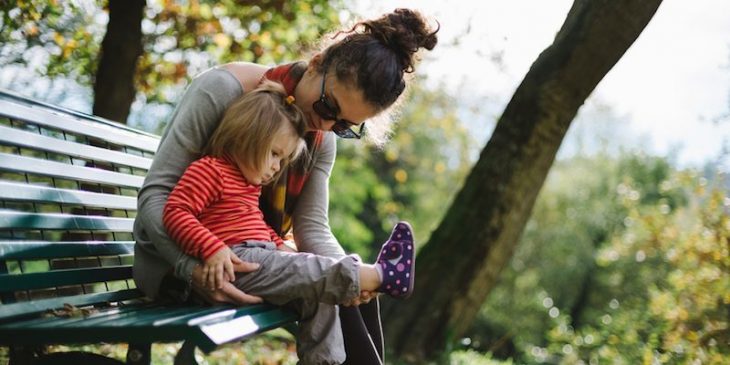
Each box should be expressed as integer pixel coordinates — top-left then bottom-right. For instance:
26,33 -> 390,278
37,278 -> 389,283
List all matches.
230,242 -> 361,306
358,264 -> 381,292
230,243 -> 357,365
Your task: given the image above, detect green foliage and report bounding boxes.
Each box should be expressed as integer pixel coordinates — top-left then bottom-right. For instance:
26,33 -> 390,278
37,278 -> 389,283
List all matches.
137,0 -> 342,103
330,142 -> 390,256
1,0 -> 343,105
450,350 -> 514,365
0,0 -> 102,83
330,82 -> 475,259
539,171 -> 729,364
467,152 -> 729,364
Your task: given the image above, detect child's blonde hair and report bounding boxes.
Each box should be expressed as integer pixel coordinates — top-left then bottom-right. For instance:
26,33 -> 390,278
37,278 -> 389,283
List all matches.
205,81 -> 307,178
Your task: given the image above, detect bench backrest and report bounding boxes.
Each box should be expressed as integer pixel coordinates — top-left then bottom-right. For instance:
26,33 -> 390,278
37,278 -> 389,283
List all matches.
0,89 -> 159,305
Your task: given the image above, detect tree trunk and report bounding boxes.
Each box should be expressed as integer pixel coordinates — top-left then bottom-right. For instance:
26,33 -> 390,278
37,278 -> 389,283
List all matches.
93,0 -> 145,123
381,0 -> 663,362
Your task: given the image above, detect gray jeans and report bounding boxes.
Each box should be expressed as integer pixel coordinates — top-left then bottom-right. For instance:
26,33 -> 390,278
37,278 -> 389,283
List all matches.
231,241 -> 361,365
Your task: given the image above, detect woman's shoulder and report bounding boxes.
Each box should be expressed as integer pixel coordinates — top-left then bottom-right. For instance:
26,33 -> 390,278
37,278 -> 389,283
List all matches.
218,62 -> 269,92
187,67 -> 243,100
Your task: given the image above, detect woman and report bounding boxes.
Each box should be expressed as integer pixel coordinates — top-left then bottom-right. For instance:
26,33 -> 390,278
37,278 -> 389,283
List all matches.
133,8 -> 437,364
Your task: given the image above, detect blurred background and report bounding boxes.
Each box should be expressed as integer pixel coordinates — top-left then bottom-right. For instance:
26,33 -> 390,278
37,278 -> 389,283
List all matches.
1,0 -> 728,364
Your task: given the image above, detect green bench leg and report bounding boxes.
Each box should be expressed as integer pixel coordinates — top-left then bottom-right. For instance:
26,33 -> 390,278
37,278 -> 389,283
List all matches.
8,346 -> 35,364
10,346 -> 124,365
126,343 -> 150,365
173,340 -> 198,365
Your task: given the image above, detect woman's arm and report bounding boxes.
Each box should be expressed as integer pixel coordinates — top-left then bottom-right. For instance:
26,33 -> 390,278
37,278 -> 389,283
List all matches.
292,133 -> 347,258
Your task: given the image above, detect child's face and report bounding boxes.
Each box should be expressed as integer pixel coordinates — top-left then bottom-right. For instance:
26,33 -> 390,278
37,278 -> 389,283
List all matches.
240,123 -> 299,185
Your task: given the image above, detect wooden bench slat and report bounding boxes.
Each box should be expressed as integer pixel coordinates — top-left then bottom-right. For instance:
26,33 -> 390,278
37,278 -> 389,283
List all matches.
153,304 -> 274,327
0,181 -> 138,211
0,89 -> 161,142
0,301 -> 156,328
0,266 -> 132,291
17,303 -> 263,330
0,241 -> 134,260
0,125 -> 153,171
0,153 -> 144,189
0,211 -> 134,231
0,289 -> 143,321
169,308 -> 237,326
3,303 -> 278,331
48,304 -> 185,328
0,303 -> 297,354
0,304 -> 135,330
0,100 -> 159,153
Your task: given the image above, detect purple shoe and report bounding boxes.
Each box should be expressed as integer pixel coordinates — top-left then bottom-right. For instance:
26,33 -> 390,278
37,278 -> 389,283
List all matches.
376,221 -> 415,299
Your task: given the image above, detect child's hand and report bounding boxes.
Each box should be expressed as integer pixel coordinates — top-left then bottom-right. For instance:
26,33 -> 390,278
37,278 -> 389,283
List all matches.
203,247 -> 243,290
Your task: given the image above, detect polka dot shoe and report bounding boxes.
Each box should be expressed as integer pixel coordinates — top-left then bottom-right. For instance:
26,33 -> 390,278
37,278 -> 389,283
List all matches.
376,221 -> 415,299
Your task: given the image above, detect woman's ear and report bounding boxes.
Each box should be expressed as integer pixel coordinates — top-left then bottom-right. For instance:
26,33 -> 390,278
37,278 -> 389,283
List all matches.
307,53 -> 323,72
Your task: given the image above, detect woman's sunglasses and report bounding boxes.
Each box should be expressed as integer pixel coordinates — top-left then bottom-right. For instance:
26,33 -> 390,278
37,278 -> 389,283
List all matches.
312,70 -> 365,139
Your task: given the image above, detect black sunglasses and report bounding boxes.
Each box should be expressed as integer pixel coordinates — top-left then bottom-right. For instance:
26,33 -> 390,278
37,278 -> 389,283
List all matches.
312,70 -> 365,139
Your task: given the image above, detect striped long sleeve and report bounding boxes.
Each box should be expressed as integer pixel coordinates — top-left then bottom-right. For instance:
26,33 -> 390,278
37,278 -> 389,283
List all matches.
163,156 -> 283,260
163,158 -> 227,259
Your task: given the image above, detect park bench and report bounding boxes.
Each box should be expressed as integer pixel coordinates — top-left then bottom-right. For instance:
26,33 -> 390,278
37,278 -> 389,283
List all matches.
0,89 -> 298,364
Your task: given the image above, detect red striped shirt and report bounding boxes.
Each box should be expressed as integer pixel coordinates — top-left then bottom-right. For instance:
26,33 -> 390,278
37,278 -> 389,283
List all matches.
163,156 -> 284,260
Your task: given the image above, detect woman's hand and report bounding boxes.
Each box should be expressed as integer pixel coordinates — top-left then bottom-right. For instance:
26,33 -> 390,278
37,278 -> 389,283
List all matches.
192,259 -> 263,305
343,290 -> 380,307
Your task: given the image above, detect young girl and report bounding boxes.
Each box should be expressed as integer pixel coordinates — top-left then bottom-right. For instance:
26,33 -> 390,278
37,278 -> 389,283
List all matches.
162,81 -> 415,363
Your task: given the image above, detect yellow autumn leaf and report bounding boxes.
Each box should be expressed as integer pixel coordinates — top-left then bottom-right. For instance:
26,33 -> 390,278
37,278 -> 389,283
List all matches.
687,331 -> 699,343
384,202 -> 398,214
53,32 -> 65,46
213,33 -> 231,49
384,149 -> 398,162
677,307 -> 689,321
642,346 -> 654,365
394,169 -> 408,184
24,24 -> 39,37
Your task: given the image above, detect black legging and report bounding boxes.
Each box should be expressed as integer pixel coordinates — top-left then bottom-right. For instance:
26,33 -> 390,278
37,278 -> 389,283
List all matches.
340,298 -> 384,365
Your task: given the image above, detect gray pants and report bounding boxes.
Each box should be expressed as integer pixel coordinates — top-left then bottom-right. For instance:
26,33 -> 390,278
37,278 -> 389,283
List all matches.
231,241 -> 361,365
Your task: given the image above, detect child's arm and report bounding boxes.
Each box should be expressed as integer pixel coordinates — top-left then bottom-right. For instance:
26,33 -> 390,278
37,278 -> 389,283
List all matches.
163,158 -> 234,287
202,246 -> 244,289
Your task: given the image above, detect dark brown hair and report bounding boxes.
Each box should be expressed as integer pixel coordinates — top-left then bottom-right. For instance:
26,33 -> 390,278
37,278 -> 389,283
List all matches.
319,8 -> 439,110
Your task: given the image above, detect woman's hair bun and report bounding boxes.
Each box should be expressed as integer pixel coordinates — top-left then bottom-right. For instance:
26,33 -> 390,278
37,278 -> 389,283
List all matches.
359,8 -> 439,72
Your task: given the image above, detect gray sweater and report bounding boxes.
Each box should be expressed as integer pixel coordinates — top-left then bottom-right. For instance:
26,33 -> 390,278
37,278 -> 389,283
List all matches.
133,67 -> 345,299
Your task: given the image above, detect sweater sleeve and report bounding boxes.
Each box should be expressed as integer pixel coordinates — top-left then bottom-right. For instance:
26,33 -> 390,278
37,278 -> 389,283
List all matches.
291,132 -> 346,258
163,158 -> 227,260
